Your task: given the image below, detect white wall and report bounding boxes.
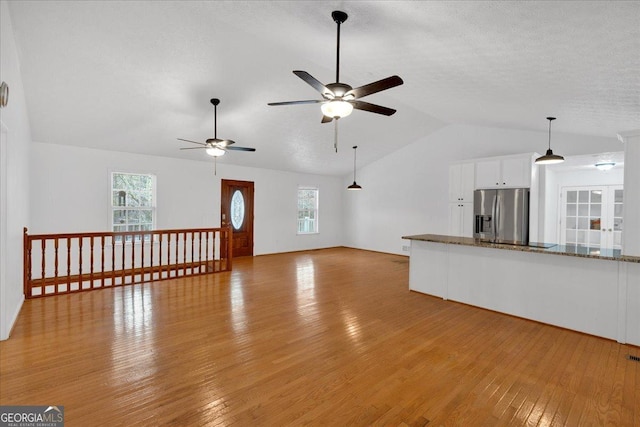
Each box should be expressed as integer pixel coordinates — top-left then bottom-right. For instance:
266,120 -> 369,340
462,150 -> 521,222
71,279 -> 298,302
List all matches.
620,132 -> 640,257
0,0 -> 31,340
30,143 -> 343,255
343,124 -> 622,255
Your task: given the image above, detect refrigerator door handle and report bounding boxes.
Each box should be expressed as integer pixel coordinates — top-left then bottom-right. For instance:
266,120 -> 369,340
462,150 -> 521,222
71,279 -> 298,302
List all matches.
496,196 -> 501,242
492,195 -> 498,242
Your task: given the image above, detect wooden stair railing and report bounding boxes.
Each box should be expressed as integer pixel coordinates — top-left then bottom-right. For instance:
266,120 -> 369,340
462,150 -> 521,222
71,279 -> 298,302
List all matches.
23,227 -> 233,298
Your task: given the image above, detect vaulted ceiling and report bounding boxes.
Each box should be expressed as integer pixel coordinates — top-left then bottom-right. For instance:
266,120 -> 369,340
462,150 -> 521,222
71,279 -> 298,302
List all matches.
8,1 -> 640,176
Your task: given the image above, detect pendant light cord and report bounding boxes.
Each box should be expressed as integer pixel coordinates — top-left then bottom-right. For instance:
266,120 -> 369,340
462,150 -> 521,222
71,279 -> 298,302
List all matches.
546,116 -> 556,151
353,145 -> 357,181
214,104 -> 217,139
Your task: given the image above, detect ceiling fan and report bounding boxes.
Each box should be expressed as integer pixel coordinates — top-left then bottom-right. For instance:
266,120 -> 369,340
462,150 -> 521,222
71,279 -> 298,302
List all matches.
178,98 -> 256,157
268,10 -> 404,123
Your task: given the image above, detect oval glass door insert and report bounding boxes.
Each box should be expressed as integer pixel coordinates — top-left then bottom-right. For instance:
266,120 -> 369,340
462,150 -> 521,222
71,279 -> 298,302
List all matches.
231,190 -> 245,230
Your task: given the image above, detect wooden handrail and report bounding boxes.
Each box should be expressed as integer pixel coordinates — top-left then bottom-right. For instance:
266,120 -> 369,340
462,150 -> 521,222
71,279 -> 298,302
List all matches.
23,226 -> 233,298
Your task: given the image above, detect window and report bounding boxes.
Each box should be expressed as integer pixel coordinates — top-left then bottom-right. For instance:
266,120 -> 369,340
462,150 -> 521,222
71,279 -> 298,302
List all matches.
111,172 -> 156,242
230,190 -> 245,230
297,187 -> 318,234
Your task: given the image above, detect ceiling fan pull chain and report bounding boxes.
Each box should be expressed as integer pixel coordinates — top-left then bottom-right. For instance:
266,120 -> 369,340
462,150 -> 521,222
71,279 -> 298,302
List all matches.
334,119 -> 339,153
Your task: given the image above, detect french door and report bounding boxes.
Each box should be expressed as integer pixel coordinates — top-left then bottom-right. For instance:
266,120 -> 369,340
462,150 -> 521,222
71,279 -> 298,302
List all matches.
560,185 -> 623,249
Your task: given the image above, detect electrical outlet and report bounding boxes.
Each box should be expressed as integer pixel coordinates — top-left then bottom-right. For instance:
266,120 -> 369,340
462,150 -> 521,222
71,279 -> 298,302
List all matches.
402,245 -> 410,252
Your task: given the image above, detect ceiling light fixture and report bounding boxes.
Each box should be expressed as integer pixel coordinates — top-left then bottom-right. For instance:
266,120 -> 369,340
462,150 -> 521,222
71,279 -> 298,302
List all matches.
535,117 -> 565,165
206,146 -> 226,157
595,162 -> 615,171
347,145 -> 362,190
321,99 -> 354,119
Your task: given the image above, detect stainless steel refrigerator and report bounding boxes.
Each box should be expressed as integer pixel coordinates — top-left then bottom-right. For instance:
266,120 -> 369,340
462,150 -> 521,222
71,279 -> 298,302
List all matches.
474,188 -> 529,245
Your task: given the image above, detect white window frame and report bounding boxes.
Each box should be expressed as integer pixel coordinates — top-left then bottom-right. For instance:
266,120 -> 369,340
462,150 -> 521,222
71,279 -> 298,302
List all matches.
110,171 -> 157,243
297,186 -> 319,235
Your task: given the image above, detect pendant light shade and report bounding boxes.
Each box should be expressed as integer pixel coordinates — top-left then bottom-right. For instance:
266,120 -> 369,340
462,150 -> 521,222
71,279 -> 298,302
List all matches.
595,162 -> 615,171
535,117 -> 564,165
347,145 -> 362,190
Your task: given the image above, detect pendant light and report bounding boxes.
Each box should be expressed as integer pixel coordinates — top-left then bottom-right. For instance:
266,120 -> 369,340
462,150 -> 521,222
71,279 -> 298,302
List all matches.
347,146 -> 362,190
535,117 -> 564,165
595,162 -> 615,171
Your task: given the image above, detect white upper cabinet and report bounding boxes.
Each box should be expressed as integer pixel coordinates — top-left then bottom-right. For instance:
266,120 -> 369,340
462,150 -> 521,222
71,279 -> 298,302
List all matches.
449,162 -> 475,202
474,159 -> 501,189
475,155 -> 533,189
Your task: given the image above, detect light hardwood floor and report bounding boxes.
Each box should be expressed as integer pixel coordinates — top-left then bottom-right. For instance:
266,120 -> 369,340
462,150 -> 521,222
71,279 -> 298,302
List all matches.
1,248 -> 638,426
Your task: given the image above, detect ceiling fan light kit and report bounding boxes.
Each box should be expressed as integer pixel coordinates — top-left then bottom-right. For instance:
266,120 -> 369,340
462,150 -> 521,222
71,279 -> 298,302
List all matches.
535,117 -> 565,165
321,100 -> 353,118
206,146 -> 226,157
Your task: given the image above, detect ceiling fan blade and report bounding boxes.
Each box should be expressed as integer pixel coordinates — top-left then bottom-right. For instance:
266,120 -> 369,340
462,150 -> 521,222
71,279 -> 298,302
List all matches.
226,146 -> 256,152
346,75 -> 404,99
179,147 -> 207,150
351,100 -> 397,116
268,100 -> 323,106
293,70 -> 331,95
321,115 -> 333,123
177,138 -> 207,146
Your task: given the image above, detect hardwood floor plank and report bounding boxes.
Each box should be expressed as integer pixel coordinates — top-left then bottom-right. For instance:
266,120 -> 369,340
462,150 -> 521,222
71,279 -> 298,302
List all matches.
1,248 -> 637,426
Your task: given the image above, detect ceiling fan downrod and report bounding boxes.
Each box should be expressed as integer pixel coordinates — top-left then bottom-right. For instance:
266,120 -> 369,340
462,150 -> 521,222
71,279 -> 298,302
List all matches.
332,11 -> 348,84
211,98 -> 220,139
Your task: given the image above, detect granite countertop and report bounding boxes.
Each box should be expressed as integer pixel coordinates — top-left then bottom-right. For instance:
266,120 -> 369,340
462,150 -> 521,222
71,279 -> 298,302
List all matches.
401,234 -> 640,264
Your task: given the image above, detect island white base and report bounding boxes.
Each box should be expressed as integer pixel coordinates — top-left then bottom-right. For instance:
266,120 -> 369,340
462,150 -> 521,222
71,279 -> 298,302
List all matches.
409,240 -> 640,346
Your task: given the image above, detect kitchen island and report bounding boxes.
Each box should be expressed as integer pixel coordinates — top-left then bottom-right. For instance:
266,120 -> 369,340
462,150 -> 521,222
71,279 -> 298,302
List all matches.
402,234 -> 640,346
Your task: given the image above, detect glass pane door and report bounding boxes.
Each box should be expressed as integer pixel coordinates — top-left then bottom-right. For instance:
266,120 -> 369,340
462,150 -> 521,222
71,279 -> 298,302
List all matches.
560,185 -> 623,250
562,188 -> 604,248
608,186 -> 623,249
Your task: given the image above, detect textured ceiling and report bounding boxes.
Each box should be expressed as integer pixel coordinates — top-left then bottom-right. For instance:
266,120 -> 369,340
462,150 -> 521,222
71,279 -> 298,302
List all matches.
7,1 -> 640,176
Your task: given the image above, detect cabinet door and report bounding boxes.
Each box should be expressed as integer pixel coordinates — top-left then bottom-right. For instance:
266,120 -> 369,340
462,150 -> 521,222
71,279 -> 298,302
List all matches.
460,163 -> 475,202
461,203 -> 474,237
449,202 -> 474,237
449,165 -> 463,202
449,163 -> 476,202
475,160 -> 501,189
449,203 -> 463,236
502,157 -> 531,188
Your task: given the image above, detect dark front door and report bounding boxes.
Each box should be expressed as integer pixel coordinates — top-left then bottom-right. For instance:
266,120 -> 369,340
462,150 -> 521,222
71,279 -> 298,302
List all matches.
221,179 -> 254,257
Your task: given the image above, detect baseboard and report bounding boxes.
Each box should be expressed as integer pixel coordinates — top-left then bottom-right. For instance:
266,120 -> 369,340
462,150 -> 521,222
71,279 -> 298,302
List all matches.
0,293 -> 25,341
